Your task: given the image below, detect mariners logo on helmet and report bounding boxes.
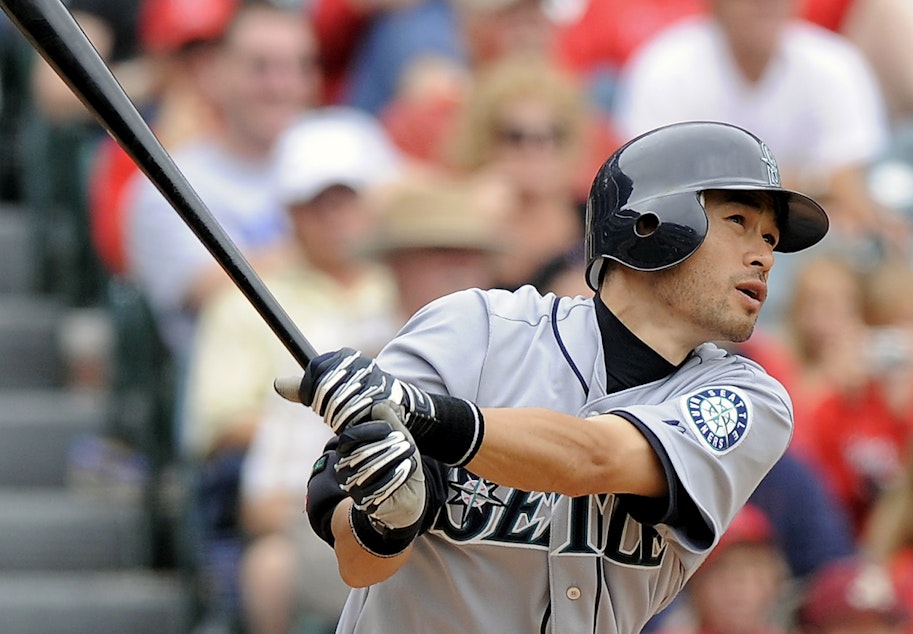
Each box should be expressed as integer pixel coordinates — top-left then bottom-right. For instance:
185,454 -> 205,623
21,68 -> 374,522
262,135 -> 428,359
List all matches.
759,142 -> 781,187
681,386 -> 751,454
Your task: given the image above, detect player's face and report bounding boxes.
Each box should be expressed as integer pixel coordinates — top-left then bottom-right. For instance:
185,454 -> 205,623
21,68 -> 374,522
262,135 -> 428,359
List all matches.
650,190 -> 779,344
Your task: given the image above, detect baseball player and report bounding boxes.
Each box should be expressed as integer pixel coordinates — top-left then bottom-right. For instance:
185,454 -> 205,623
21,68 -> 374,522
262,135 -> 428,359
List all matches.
275,121 -> 830,633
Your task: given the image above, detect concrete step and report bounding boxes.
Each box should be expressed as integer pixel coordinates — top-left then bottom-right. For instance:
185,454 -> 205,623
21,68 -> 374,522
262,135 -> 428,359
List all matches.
0,295 -> 66,388
0,204 -> 39,294
0,389 -> 109,486
0,570 -> 193,634
0,488 -> 151,570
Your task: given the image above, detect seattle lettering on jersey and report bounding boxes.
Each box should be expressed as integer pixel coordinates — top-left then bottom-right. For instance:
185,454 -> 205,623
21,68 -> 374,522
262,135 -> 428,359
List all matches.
431,469 -> 666,568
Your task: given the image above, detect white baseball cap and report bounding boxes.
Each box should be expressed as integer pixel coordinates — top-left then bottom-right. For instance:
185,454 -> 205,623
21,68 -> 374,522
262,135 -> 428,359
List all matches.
273,106 -> 403,206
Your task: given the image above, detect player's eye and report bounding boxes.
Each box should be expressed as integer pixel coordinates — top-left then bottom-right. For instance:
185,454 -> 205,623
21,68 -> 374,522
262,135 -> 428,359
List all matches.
763,233 -> 778,247
726,214 -> 745,226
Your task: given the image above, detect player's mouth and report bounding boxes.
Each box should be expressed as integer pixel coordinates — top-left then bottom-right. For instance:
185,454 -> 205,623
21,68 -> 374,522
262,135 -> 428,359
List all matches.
736,280 -> 767,307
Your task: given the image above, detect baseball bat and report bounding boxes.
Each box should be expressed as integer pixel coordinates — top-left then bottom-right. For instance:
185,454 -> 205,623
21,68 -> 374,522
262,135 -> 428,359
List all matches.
0,0 -> 318,368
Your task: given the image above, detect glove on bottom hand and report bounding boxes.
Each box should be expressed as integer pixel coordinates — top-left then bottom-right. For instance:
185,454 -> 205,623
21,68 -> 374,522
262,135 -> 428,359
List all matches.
335,406 -> 427,557
275,347 -> 484,467
334,407 -> 426,532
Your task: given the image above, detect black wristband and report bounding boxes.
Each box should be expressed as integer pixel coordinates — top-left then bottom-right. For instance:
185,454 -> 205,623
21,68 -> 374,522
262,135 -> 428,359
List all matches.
409,394 -> 484,467
349,506 -> 422,558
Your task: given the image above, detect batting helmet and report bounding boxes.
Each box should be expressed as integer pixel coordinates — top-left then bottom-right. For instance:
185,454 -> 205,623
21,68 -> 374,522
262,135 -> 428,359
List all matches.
584,121 -> 829,290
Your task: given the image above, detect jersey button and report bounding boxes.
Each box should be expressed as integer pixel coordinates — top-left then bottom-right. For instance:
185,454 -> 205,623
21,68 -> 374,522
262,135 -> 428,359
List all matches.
566,586 -> 581,601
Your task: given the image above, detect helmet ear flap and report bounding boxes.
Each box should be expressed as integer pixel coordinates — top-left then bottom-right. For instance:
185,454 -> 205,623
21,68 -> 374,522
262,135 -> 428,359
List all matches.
585,193 -> 709,290
586,192 -> 708,288
624,193 -> 709,271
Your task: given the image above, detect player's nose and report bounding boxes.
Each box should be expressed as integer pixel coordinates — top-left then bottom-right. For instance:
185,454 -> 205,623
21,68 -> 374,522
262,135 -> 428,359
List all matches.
745,236 -> 775,272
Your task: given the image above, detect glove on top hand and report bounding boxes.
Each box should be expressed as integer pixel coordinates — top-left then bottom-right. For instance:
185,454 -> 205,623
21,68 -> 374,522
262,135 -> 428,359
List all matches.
275,347 -> 485,467
307,348 -> 429,435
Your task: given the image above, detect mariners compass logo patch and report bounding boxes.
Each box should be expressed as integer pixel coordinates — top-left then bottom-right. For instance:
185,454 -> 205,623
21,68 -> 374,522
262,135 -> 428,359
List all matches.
681,387 -> 751,454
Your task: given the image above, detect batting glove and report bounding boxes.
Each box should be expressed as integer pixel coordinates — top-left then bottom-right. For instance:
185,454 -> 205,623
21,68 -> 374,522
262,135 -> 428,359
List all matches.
337,408 -> 427,557
275,348 -> 485,467
336,414 -> 424,526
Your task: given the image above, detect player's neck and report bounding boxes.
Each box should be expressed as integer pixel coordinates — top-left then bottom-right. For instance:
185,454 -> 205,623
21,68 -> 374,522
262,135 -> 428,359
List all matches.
598,281 -> 701,366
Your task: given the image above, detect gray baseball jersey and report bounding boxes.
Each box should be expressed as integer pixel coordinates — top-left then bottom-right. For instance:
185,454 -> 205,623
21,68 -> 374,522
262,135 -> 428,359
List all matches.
334,285 -> 792,634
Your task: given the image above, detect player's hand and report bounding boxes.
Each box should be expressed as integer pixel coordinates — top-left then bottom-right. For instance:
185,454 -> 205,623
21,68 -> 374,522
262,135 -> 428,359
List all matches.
334,406 -> 426,531
275,347 -> 434,434
275,347 -> 486,467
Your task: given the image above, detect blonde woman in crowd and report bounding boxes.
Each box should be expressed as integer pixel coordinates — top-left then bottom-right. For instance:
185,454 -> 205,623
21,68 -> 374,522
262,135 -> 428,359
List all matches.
445,54 -> 614,290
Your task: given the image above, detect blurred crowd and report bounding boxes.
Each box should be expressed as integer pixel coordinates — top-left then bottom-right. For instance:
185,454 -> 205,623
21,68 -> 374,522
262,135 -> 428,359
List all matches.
2,0 -> 913,632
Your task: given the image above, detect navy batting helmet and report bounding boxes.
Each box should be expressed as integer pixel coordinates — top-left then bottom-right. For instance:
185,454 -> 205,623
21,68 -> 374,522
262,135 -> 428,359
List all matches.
584,121 -> 829,290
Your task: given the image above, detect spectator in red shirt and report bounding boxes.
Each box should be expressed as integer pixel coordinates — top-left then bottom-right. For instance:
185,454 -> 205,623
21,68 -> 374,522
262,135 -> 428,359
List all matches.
794,258 -> 913,537
554,0 -> 702,113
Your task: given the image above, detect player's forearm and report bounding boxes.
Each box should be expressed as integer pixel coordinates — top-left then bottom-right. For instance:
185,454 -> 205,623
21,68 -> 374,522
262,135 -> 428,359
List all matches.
466,408 -> 667,498
331,499 -> 412,587
283,351 -> 668,497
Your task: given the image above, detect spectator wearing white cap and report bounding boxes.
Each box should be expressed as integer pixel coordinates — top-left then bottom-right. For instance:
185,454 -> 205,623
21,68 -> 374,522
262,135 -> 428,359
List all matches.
183,105 -> 401,461
182,106 -> 403,634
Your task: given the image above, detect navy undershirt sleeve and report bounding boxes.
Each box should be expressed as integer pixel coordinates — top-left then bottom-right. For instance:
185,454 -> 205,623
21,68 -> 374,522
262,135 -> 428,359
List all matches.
613,412 -> 714,550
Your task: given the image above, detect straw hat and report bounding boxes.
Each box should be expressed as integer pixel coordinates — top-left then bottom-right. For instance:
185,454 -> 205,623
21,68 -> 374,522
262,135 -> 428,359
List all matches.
363,181 -> 503,257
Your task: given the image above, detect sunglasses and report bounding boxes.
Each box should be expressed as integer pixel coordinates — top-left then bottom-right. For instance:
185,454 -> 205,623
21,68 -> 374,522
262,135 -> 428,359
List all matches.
494,123 -> 568,149
232,52 -> 319,77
